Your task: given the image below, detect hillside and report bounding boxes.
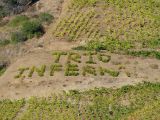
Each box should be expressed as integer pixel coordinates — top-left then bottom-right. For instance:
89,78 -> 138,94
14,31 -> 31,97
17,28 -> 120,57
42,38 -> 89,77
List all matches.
0,0 -> 160,119
0,82 -> 160,120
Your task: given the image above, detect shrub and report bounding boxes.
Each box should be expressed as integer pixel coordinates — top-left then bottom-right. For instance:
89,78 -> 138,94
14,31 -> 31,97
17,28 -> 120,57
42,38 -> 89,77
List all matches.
21,20 -> 44,39
86,37 -> 134,52
103,38 -> 133,52
11,31 -> 27,44
0,64 -> 6,76
142,38 -> 160,49
86,40 -> 106,51
38,13 -> 54,24
0,67 -> 6,76
0,60 -> 9,76
127,50 -> 160,60
0,39 -> 10,46
8,15 -> 29,27
0,6 -> 7,19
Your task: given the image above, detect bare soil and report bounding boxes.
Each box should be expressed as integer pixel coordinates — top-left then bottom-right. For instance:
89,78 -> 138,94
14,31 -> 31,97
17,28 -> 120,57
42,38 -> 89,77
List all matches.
0,50 -> 160,99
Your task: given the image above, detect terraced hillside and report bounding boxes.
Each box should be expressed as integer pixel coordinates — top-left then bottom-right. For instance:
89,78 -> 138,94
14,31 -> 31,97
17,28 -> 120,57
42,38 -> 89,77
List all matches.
0,0 -> 160,119
53,0 -> 160,42
52,0 -> 160,62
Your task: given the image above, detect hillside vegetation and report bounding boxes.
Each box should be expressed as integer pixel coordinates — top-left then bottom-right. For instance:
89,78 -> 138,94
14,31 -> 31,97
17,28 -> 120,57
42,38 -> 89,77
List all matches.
0,82 -> 160,120
53,0 -> 160,41
0,0 -> 160,60
0,0 -> 160,119
53,0 -> 160,60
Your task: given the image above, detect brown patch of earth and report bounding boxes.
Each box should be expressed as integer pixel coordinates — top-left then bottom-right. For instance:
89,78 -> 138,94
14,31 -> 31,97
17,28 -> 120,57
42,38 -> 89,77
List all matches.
0,50 -> 160,99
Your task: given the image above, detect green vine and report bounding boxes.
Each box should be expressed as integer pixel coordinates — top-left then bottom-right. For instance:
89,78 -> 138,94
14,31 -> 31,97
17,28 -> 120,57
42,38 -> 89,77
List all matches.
14,67 -> 29,79
65,63 -> 79,76
67,52 -> 81,63
84,51 -> 97,64
82,65 -> 97,76
99,67 -> 119,77
50,64 -> 62,76
52,51 -> 67,63
97,53 -> 111,63
35,65 -> 46,77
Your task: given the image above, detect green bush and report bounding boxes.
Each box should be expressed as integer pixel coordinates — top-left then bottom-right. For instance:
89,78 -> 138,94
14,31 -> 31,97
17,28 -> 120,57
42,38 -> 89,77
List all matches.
8,15 -> 29,27
127,50 -> 160,60
0,39 -> 10,46
21,20 -> 44,39
38,13 -> 54,24
0,67 -> 6,76
86,40 -> 106,51
142,38 -> 160,48
0,6 -> 7,19
0,62 -> 7,76
86,37 -> 134,52
11,31 -> 27,44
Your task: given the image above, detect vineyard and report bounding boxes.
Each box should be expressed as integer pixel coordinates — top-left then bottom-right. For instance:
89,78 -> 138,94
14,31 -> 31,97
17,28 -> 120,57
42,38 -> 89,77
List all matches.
53,8 -> 101,41
0,0 -> 160,119
0,82 -> 159,120
53,0 -> 160,42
